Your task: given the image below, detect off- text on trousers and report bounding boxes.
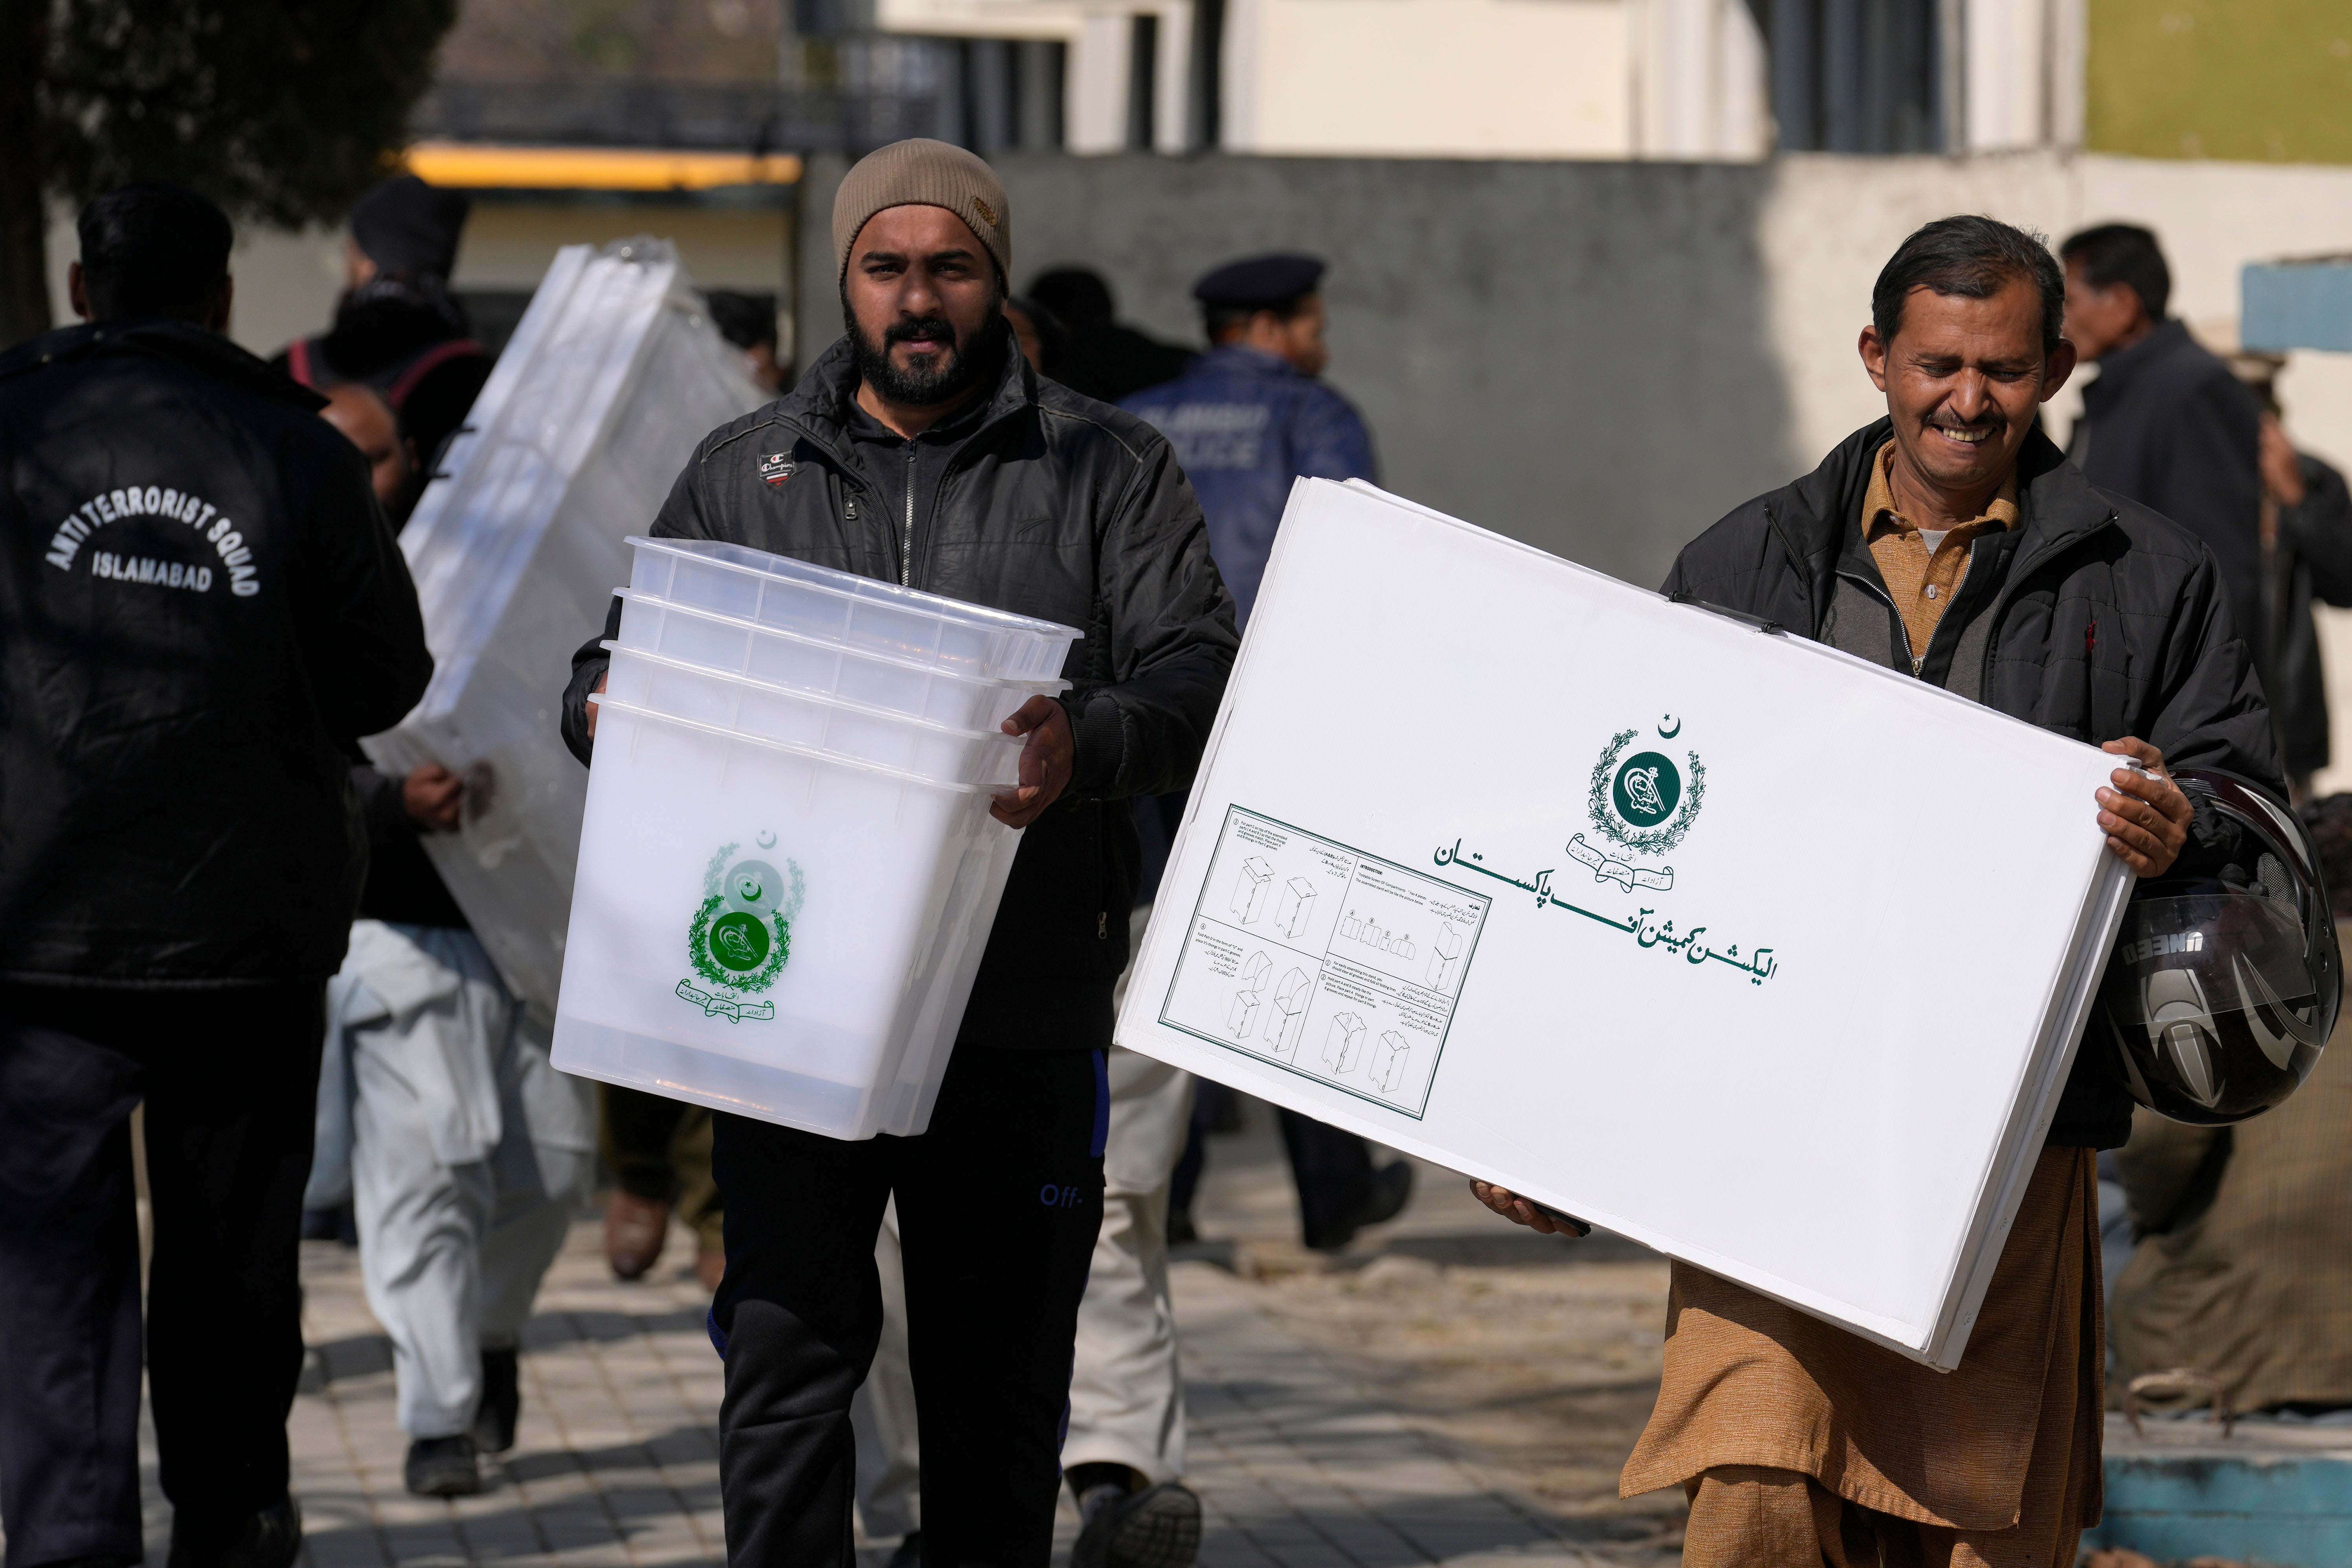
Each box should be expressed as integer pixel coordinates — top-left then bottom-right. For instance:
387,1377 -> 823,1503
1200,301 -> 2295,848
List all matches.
0,983 -> 324,1567
709,1043 -> 1108,1567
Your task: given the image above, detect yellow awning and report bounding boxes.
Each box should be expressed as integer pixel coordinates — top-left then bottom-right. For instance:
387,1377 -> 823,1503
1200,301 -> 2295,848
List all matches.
403,142 -> 802,191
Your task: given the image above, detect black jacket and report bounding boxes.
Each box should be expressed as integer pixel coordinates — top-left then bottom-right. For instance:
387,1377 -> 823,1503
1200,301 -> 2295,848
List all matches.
1664,420 -> 2283,1150
2070,319 -> 2266,651
2263,454 -> 2352,779
273,277 -> 492,470
0,320 -> 433,986
561,331 -> 1238,1049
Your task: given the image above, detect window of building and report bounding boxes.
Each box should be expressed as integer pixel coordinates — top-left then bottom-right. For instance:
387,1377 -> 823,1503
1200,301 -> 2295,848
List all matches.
1761,0 -> 1953,153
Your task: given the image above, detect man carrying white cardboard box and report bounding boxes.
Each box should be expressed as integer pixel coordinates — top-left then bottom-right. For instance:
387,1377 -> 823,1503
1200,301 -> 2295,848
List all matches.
1478,215 -> 2283,1566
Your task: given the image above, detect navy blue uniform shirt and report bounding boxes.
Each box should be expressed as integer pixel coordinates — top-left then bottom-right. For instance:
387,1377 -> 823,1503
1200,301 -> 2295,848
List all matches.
1123,345 -> 1376,625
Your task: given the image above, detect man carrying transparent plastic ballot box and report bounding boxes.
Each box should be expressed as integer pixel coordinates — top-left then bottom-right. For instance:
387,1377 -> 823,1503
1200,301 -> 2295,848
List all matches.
560,140 -> 1239,1564
1475,217 -> 2301,1568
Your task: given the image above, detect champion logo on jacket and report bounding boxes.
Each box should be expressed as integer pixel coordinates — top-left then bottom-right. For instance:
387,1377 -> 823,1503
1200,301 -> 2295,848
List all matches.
41,483 -> 262,597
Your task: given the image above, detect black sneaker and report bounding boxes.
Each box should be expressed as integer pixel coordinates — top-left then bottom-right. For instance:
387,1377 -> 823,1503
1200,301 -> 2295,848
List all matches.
164,1496 -> 301,1568
405,1434 -> 483,1496
884,1531 -> 922,1568
1072,1480 -> 1203,1568
475,1346 -> 521,1453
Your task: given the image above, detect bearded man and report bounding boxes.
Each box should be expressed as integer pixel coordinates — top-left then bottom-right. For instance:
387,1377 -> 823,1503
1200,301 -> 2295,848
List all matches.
1478,215 -> 2279,1567
559,140 -> 1237,1565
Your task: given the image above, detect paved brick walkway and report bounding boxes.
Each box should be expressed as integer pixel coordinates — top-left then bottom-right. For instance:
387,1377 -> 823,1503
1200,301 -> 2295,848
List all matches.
38,1103 -> 1671,1568
1175,1261 -> 1666,1568
266,1217 -> 1650,1568
292,1229 -> 725,1567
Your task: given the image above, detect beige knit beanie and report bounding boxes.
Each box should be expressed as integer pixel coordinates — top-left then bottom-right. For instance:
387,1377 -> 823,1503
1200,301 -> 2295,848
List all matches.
832,139 -> 1011,283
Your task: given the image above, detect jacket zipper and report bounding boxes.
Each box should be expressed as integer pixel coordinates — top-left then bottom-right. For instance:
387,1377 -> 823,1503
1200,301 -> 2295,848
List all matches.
901,444 -> 917,586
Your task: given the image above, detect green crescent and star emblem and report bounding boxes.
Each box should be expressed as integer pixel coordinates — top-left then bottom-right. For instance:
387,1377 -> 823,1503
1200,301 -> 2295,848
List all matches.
1570,716 -> 1706,891
678,835 -> 804,1021
1431,712 -> 1777,985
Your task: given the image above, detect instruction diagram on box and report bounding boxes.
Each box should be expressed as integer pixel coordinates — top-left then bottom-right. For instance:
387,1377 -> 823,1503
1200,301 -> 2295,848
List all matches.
1160,806 -> 1490,1117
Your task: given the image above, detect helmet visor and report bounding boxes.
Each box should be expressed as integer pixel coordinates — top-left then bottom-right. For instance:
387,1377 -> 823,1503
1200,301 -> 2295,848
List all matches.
2107,894 -> 2319,1028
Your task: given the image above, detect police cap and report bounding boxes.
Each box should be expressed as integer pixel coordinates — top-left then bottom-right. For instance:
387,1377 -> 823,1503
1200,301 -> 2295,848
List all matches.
1193,253 -> 1326,311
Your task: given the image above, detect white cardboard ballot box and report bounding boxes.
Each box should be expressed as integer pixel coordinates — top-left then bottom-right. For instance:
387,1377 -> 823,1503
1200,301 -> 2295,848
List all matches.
1116,479 -> 2134,1369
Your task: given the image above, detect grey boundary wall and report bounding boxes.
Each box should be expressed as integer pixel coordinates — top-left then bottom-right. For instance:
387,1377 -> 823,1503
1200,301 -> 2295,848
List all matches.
798,149 -> 2352,591
801,150 -> 1793,591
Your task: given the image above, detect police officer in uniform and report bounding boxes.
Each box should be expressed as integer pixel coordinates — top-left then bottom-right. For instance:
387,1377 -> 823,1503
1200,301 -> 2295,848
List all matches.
1124,253 -> 1375,624
0,184 -> 431,1568
1125,255 -> 1411,1255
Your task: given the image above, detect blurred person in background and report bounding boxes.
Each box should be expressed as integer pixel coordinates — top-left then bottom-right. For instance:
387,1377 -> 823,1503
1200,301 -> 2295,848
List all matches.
1125,254 -> 1375,629
597,1085 -> 725,1285
1003,293 -> 1071,384
1126,253 -> 1409,1258
560,139 -> 1236,1566
275,174 -> 491,472
2100,791 -> 2352,1438
706,290 -> 785,396
305,381 -> 597,1499
0,183 -> 431,1568
2235,358 -> 2352,797
2062,224 -> 2266,653
1026,265 -> 1193,403
318,381 -> 421,522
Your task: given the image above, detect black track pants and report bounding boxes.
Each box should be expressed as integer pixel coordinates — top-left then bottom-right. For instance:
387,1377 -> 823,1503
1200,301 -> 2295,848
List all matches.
709,1044 -> 1108,1568
0,984 -> 324,1567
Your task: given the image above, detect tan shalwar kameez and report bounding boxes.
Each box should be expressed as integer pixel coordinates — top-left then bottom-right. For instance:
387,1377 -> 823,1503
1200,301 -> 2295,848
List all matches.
1618,446 -> 2104,1568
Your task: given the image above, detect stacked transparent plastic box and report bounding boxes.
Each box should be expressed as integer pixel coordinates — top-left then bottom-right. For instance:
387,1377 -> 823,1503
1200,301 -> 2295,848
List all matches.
361,239 -> 766,1023
550,536 -> 1082,1139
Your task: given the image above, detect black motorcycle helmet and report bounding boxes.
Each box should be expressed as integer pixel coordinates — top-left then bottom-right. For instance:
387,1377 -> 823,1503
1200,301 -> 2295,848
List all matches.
2094,769 -> 2340,1126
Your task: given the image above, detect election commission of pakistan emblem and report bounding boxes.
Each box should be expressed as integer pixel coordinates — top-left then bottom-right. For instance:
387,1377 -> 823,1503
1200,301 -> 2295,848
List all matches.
1436,713 -> 1775,982
676,837 -> 804,1022
1570,720 -> 1705,892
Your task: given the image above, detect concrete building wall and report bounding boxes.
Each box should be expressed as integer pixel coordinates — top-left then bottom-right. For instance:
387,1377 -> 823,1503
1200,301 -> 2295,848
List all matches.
992,152 -> 1792,589
1227,0 -> 1632,157
922,150 -> 2352,581
1634,0 -> 1770,161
